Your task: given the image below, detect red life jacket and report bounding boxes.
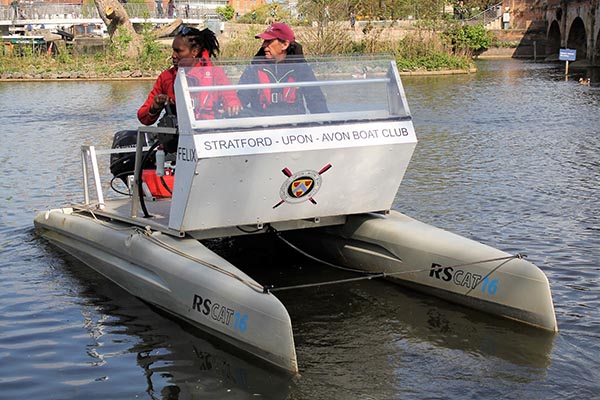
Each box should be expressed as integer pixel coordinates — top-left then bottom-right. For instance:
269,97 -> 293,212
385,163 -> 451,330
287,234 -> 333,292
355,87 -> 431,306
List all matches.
191,68 -> 217,120
189,51 -> 218,120
257,68 -> 297,109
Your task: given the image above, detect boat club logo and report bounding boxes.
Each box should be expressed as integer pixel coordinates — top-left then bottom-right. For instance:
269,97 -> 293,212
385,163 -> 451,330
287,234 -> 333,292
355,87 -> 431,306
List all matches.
273,164 -> 332,208
290,177 -> 313,198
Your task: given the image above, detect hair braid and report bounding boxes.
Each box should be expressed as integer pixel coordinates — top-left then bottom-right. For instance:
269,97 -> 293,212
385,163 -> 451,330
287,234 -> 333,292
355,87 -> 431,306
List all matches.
185,28 -> 220,58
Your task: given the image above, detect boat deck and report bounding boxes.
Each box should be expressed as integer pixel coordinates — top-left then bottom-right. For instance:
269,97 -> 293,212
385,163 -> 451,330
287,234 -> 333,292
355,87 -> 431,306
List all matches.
75,197 -> 180,235
77,195 -> 347,240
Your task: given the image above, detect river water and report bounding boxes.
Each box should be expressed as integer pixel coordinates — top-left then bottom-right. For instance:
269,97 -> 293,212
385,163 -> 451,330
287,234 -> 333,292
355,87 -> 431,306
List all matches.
0,59 -> 598,399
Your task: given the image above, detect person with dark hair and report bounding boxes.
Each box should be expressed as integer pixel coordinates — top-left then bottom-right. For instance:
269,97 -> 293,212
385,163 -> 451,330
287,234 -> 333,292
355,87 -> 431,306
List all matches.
167,0 -> 175,18
137,26 -> 241,127
237,23 -> 328,116
10,0 -> 19,20
155,0 -> 163,17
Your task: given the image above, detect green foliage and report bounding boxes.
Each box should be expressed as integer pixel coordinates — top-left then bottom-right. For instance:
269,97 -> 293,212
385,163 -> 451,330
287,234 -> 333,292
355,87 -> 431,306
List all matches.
300,22 -> 354,56
216,5 -> 235,21
138,22 -> 164,67
110,26 -> 134,58
296,0 -> 448,22
347,24 -> 397,54
237,3 -> 291,24
219,26 -> 262,58
442,24 -> 492,52
291,0 -> 498,22
0,21 -> 475,77
396,51 -> 471,71
394,32 -> 472,71
490,38 -> 520,48
56,50 -> 73,64
121,0 -> 152,17
410,0 -> 447,20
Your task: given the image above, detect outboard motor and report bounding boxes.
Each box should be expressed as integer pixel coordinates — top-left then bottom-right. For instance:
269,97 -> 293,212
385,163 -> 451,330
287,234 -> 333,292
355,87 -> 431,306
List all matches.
110,129 -> 175,199
110,103 -> 178,183
110,130 -> 155,184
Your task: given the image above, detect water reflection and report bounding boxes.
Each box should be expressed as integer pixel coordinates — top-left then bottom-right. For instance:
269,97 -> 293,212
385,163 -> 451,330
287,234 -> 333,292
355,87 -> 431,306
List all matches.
566,64 -> 600,85
211,235 -> 556,399
40,244 -> 294,400
297,270 -> 555,370
272,266 -> 557,399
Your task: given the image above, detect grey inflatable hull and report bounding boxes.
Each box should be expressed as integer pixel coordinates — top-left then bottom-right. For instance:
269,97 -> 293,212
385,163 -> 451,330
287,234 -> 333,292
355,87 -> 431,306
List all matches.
289,211 -> 557,332
35,206 -> 557,375
34,208 -> 298,373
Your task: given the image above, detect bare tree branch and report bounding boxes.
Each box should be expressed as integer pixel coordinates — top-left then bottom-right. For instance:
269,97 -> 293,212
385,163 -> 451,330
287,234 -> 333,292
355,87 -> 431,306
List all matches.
94,0 -> 143,58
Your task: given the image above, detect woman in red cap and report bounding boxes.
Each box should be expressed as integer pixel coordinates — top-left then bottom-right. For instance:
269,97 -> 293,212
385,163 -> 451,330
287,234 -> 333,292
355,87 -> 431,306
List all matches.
237,23 -> 328,116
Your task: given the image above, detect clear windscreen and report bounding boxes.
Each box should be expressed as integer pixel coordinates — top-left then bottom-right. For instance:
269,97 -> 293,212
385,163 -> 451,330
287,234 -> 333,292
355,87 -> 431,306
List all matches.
176,55 -> 411,132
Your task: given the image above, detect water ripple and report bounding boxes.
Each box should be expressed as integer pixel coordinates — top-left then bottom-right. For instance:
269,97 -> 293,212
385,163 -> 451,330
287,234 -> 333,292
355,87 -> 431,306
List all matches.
1,60 -> 599,399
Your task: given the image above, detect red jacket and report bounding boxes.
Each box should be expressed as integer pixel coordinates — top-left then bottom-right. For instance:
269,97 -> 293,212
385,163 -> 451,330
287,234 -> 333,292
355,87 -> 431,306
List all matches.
138,67 -> 177,126
137,58 -> 241,125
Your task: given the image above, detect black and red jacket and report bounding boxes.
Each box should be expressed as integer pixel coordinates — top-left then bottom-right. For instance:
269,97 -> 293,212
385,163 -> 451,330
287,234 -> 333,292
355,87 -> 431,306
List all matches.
237,56 -> 328,116
138,52 -> 241,125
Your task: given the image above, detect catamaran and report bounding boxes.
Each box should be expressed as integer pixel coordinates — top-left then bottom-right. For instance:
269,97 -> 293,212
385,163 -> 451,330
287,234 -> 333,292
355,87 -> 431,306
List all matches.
34,55 -> 557,374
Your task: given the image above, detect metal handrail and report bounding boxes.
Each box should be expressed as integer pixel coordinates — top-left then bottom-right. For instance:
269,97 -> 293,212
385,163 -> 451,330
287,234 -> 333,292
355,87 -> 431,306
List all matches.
80,143 -> 157,210
187,77 -> 391,93
190,110 -> 403,131
462,2 -> 502,25
81,145 -> 105,209
0,1 -> 220,23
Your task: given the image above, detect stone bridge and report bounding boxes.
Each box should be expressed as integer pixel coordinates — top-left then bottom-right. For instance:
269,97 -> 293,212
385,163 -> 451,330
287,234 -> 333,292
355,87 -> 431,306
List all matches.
545,0 -> 600,64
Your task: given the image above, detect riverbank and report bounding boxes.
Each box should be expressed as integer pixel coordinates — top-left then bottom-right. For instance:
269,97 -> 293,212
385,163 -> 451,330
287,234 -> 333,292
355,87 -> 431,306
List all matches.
0,66 -> 478,82
0,70 -> 160,81
1,21 -> 483,81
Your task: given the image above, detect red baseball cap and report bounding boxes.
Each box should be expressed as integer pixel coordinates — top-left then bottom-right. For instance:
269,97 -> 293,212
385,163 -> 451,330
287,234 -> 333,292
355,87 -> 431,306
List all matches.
256,23 -> 295,42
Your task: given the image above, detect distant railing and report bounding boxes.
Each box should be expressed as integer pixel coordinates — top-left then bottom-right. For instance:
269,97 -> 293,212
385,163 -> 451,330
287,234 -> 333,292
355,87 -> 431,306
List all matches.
462,2 -> 503,26
1,3 -> 99,21
0,2 -> 222,23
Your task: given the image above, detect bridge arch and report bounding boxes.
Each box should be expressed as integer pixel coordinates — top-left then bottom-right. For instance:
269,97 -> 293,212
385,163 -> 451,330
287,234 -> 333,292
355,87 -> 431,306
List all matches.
566,17 -> 587,60
596,29 -> 600,64
595,6 -> 600,64
547,19 -> 561,57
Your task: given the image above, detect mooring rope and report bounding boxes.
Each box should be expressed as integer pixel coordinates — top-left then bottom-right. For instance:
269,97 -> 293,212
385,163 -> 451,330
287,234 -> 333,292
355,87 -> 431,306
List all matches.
94,222 -> 526,296
276,233 -> 379,275
134,227 -> 267,293
268,230 -> 525,293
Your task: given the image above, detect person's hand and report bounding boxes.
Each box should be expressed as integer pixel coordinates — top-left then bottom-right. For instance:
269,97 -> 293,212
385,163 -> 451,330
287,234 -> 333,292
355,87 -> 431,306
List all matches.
225,104 -> 241,116
150,94 -> 173,115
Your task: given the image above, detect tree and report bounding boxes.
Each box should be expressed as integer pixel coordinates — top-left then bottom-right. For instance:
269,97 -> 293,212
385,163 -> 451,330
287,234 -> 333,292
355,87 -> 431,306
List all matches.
216,5 -> 235,21
237,3 -> 290,24
443,23 -> 492,53
93,0 -> 182,58
94,0 -> 142,57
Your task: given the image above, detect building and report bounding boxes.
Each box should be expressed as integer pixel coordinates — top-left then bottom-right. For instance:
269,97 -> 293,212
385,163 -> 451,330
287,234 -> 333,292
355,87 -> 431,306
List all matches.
227,0 -> 266,17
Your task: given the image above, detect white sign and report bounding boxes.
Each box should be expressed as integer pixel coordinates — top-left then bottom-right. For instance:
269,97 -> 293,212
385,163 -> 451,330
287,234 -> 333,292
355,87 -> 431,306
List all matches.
559,48 -> 576,61
178,120 -> 416,160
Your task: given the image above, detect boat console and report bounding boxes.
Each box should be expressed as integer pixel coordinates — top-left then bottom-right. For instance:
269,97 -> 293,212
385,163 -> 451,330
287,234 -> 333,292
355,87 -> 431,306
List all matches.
85,55 -> 418,239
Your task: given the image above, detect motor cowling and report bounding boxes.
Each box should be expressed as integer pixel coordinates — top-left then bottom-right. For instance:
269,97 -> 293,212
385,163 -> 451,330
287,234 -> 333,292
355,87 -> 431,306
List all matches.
109,130 -> 155,184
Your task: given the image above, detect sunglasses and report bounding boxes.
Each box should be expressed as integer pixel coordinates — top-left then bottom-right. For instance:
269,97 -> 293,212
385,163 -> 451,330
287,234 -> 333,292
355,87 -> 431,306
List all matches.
178,26 -> 201,36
